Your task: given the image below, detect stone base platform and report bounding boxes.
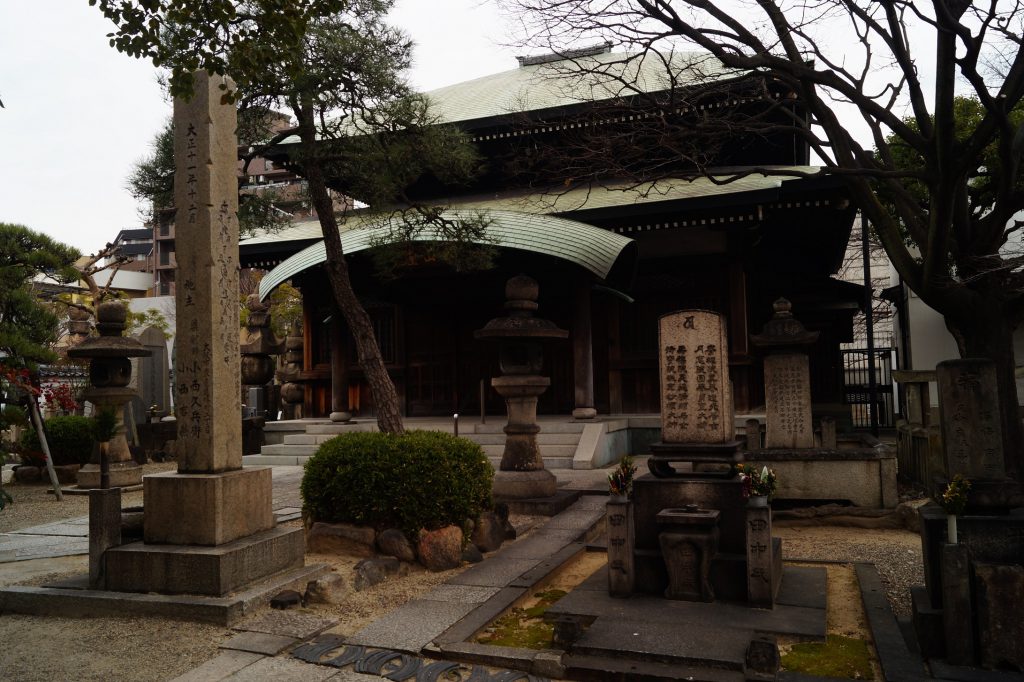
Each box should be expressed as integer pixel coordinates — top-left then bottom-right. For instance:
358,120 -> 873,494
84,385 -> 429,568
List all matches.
76,462 -> 143,489
0,563 -> 329,626
497,489 -> 583,517
547,564 -> 825,675
104,525 -> 304,596
144,467 -> 274,545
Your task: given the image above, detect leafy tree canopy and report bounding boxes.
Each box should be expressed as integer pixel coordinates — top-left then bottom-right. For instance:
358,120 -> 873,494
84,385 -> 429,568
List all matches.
0,224 -> 80,370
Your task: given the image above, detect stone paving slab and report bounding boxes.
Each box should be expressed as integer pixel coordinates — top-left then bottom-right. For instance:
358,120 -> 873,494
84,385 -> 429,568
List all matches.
571,614 -> 748,669
546,566 -> 827,640
220,631 -> 298,655
420,584 -> 501,604
223,655 -> 339,681
233,609 -> 338,639
169,651 -> 265,682
434,587 -> 528,645
509,544 -> 585,588
345,599 -> 479,653
775,565 -> 827,610
446,558 -> 542,587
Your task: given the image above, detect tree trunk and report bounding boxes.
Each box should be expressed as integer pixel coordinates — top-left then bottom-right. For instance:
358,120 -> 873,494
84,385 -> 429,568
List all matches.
293,110 -> 404,434
951,305 -> 1022,482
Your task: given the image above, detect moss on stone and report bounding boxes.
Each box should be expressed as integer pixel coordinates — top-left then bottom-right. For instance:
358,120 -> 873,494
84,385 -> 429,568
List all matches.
782,635 -> 874,679
476,588 -> 568,649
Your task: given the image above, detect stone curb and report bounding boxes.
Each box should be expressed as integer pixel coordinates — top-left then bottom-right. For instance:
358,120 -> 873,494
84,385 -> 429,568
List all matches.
855,562 -> 929,682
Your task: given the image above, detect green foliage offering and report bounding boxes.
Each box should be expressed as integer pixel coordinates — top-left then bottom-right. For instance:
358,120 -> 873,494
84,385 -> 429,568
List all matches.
781,635 -> 874,680
607,455 -> 637,497
301,430 -> 493,536
92,408 -> 119,443
20,415 -> 97,466
940,474 -> 972,517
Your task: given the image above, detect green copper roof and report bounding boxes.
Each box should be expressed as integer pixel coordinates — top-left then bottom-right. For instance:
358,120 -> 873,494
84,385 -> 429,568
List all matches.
257,209 -> 635,301
241,166 -> 824,248
422,50 -> 737,124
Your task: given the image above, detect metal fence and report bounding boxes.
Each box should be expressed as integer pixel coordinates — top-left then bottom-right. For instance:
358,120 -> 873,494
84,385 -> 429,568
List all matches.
842,348 -> 896,429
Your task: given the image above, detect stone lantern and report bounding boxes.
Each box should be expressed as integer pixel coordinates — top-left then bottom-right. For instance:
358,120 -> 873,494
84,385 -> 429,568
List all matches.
240,294 -> 284,418
750,298 -> 819,449
67,300 -> 151,488
475,275 -> 568,500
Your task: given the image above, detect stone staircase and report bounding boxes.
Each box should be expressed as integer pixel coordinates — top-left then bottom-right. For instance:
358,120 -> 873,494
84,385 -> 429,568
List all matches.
241,419 -> 588,470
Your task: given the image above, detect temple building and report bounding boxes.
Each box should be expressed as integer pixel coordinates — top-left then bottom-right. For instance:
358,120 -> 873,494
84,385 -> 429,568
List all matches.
239,46 -> 862,423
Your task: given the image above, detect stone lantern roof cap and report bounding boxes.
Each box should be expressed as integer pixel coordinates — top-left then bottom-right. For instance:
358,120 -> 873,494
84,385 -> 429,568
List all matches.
749,298 -> 819,350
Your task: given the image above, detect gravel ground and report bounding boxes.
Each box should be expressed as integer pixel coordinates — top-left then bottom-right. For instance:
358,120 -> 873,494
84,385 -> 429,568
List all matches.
775,523 -> 924,617
0,462 -> 176,533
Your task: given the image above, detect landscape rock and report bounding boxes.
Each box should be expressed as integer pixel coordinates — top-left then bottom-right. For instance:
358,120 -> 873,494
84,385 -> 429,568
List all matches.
305,573 -> 349,604
307,521 -> 376,556
417,525 -> 463,571
377,528 -> 416,562
461,544 -> 484,563
353,557 -> 406,591
495,502 -> 517,539
13,466 -> 41,484
53,464 -> 80,485
270,590 -> 303,610
471,511 -> 507,553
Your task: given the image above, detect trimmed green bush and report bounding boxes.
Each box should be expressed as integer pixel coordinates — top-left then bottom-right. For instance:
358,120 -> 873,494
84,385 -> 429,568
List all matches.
20,415 -> 96,466
301,430 -> 493,536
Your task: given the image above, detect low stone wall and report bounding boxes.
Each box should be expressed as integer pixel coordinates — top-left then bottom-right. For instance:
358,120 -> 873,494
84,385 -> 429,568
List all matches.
745,443 -> 899,508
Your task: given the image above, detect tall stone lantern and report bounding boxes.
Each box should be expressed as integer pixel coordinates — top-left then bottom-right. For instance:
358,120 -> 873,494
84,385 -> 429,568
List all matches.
240,294 -> 284,418
68,301 -> 152,488
475,275 -> 568,500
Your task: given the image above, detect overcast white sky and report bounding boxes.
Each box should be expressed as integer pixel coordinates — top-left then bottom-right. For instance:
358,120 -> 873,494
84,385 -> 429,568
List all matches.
0,1 -> 519,255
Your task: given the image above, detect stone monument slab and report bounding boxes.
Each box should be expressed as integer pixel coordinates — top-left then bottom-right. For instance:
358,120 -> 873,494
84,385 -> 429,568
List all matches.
763,354 -> 813,448
658,310 -> 733,444
937,359 -> 1006,481
746,505 -> 775,607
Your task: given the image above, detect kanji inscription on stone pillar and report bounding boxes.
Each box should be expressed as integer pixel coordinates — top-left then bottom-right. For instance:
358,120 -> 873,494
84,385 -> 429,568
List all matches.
173,71 -> 242,473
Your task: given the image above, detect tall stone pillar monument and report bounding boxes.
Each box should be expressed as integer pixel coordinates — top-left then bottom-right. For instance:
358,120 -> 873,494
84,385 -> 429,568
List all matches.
142,71 -> 274,544
104,73 -> 307,601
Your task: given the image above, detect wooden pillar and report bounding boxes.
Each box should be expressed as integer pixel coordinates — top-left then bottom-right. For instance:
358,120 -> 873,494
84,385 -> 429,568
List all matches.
728,263 -> 752,412
608,298 -> 623,414
329,310 -> 350,422
572,280 -> 597,420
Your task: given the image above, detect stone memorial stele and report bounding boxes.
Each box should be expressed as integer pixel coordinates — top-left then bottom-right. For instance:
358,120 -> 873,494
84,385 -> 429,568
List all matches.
659,310 -> 734,444
142,71 -> 274,546
102,72 -> 306,601
936,359 -> 1006,481
750,299 -> 818,449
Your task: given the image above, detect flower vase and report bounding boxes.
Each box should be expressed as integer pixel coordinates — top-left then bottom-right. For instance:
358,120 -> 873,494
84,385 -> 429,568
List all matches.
947,514 -> 958,544
748,495 -> 769,508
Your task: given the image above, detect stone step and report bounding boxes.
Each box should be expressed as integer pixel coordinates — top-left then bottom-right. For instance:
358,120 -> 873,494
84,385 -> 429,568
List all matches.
259,444 -> 319,456
487,456 -> 573,470
480,444 -> 577,457
304,423 -> 378,435
283,434 -> 340,445
464,433 -> 581,445
243,455 -> 309,466
473,421 -> 586,435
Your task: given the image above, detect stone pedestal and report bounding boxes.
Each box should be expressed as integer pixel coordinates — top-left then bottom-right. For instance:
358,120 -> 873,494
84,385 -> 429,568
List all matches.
941,543 -> 974,665
745,504 -> 776,607
606,498 -> 635,597
77,461 -> 143,490
143,467 -> 274,546
89,488 -> 121,589
657,507 -> 719,602
491,375 -> 557,498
